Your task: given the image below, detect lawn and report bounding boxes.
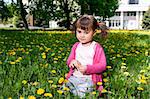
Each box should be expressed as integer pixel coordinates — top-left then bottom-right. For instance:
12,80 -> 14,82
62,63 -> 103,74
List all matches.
0,30 -> 149,99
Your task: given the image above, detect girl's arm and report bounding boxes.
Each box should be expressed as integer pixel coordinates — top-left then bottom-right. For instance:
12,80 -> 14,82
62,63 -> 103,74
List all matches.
66,42 -> 79,67
85,44 -> 106,74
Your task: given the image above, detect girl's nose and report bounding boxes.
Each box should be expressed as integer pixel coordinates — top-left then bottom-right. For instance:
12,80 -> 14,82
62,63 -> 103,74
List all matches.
80,32 -> 85,37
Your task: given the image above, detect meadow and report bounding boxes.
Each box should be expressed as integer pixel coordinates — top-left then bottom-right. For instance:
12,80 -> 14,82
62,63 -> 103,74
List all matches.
0,30 -> 149,99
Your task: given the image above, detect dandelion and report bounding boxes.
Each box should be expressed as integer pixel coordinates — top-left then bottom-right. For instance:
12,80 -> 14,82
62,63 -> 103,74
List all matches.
57,90 -> 63,94
101,89 -> 107,93
63,79 -> 69,83
20,96 -> 24,99
121,66 -> 127,69
51,70 -> 56,74
121,63 -> 126,66
103,78 -> 109,83
92,91 -> 97,95
137,87 -> 144,91
51,84 -> 57,88
139,79 -> 147,84
42,53 -> 46,59
28,95 -> 36,99
32,82 -> 39,86
106,66 -> 112,69
8,97 -> 12,99
58,77 -> 64,84
44,93 -> 53,97
54,58 -> 58,60
124,72 -> 130,76
9,61 -> 16,65
145,51 -> 148,56
37,88 -> 45,95
48,80 -> 53,84
97,82 -> 102,86
22,80 -> 27,85
140,70 -> 146,73
0,61 -> 2,64
63,87 -> 70,91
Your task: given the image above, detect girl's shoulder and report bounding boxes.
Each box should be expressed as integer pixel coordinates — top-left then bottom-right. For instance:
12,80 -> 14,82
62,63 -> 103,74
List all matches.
71,42 -> 80,49
94,41 -> 104,50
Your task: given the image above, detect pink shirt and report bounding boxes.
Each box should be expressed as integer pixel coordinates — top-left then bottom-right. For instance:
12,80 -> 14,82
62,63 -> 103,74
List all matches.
66,41 -> 107,92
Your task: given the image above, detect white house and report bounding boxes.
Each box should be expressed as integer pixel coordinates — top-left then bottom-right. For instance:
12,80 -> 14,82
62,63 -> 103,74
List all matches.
108,0 -> 150,30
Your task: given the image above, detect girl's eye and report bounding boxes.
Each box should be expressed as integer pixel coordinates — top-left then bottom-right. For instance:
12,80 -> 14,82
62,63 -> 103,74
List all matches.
77,31 -> 81,33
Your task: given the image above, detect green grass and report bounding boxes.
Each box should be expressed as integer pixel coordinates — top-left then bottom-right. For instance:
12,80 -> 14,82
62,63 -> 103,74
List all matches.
0,30 -> 149,99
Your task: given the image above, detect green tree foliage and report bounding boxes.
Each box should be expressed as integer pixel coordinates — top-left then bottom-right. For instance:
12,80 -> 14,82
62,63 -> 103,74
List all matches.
78,0 -> 119,20
0,0 -> 11,22
142,7 -> 150,30
29,0 -> 56,26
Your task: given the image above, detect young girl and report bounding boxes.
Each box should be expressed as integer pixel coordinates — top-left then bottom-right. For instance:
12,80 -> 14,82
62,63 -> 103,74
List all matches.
65,15 -> 106,98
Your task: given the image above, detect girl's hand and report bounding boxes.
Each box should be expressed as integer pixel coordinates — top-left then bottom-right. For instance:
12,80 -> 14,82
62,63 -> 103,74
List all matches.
78,65 -> 87,74
69,60 -> 81,69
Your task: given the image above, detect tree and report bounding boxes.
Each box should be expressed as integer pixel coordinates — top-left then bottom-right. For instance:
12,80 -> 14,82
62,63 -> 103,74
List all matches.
0,0 -> 10,21
17,0 -> 28,29
142,7 -> 150,30
56,0 -> 79,29
78,0 -> 119,21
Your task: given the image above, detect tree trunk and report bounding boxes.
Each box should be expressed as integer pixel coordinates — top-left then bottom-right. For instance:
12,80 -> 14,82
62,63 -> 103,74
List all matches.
64,1 -> 70,30
18,0 -> 29,30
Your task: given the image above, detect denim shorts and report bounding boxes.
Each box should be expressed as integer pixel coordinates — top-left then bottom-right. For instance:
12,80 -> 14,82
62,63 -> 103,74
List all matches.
66,76 -> 94,98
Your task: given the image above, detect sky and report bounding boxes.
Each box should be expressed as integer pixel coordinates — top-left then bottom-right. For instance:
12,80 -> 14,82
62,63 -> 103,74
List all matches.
4,0 -> 17,4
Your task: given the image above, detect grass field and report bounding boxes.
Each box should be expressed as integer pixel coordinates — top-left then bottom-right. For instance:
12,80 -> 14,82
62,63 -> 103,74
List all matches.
0,30 -> 149,99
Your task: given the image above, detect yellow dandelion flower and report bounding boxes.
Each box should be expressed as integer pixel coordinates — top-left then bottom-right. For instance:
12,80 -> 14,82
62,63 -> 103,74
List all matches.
64,79 -> 69,83
103,78 -> 109,83
54,58 -> 58,60
121,63 -> 126,66
101,89 -> 107,93
57,90 -> 63,94
37,88 -> 45,95
22,80 -> 27,85
145,51 -> 148,56
106,66 -> 112,69
51,84 -> 57,88
121,66 -> 127,69
58,77 -> 64,84
42,54 -> 46,59
51,70 -> 56,74
32,82 -> 39,86
117,54 -> 121,57
15,59 -> 20,63
8,97 -> 12,99
63,87 -> 70,91
97,82 -> 102,86
140,79 -> 147,84
124,72 -> 130,76
20,96 -> 24,99
28,95 -> 36,99
44,93 -> 53,97
18,57 -> 22,60
10,61 -> 16,65
48,80 -> 53,84
140,70 -> 146,73
137,87 -> 144,91
92,91 -> 96,95
0,61 -> 2,64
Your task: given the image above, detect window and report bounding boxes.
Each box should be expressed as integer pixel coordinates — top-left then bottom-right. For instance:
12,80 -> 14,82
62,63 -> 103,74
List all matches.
124,12 -> 136,16
115,12 -> 121,16
129,0 -> 139,4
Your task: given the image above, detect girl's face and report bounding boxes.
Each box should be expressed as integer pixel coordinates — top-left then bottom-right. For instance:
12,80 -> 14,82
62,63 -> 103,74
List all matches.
76,28 -> 95,45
